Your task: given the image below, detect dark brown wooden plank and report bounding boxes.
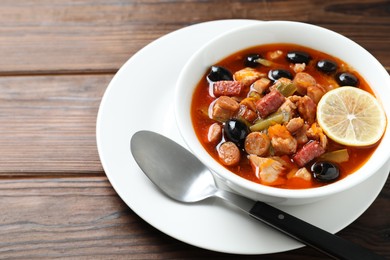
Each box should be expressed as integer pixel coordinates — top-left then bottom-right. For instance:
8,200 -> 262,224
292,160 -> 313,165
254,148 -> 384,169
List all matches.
0,176 -> 388,259
0,75 -> 108,174
0,0 -> 388,74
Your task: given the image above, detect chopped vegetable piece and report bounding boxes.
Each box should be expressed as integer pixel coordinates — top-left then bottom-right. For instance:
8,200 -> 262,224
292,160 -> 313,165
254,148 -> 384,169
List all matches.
250,112 -> 284,132
255,58 -> 274,66
276,82 -> 297,97
319,149 -> 349,163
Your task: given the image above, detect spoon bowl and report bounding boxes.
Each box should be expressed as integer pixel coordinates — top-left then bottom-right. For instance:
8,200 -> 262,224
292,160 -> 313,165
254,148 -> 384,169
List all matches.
131,130 -> 217,203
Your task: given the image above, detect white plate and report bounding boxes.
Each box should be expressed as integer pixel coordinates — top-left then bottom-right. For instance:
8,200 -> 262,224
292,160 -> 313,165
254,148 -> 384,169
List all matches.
96,19 -> 389,255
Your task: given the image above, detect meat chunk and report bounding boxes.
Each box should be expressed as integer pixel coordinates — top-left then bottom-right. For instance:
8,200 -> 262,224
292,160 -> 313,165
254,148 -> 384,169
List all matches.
268,124 -> 297,155
237,104 -> 257,123
293,72 -> 316,95
252,78 -> 271,93
218,142 -> 240,166
266,50 -> 283,60
245,132 -> 270,156
233,67 -> 264,87
307,123 -> 328,149
213,80 -> 243,97
248,155 -> 285,184
280,98 -> 297,121
240,97 -> 257,111
292,63 -> 306,73
272,137 -> 298,155
307,84 -> 326,104
286,117 -> 304,134
255,89 -> 286,118
296,95 -> 317,124
206,123 -> 222,143
294,123 -> 309,145
293,140 -> 325,167
211,96 -> 239,122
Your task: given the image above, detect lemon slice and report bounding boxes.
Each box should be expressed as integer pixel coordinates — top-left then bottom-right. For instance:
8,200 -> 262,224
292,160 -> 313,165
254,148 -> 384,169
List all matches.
317,86 -> 386,146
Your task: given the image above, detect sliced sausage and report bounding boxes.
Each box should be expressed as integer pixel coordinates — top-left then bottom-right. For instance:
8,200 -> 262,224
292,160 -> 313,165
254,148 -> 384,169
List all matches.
213,80 -> 243,97
245,132 -> 270,156
255,89 -> 286,118
293,140 -> 325,167
206,123 -> 222,143
218,142 -> 240,166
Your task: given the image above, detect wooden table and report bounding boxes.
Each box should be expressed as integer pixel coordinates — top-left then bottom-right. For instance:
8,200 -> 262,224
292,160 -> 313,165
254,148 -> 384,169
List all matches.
0,1 -> 388,259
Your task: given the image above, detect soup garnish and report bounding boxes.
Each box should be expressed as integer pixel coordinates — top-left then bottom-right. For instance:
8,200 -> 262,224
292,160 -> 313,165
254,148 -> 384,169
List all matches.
317,87 -> 386,147
191,43 -> 386,189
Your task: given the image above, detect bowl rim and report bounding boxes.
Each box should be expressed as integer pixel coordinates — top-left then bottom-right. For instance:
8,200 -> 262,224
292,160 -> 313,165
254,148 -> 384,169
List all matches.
174,20 -> 390,200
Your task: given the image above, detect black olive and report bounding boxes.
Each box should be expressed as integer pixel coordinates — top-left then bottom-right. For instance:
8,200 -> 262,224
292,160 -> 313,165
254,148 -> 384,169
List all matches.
245,54 -> 261,68
207,66 -> 233,82
286,51 -> 311,64
316,59 -> 338,73
268,69 -> 293,81
311,161 -> 340,182
336,72 -> 359,87
223,119 -> 249,149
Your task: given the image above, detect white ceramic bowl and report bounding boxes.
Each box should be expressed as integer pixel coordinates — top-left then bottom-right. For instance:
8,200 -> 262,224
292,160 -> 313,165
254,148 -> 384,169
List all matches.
174,21 -> 390,205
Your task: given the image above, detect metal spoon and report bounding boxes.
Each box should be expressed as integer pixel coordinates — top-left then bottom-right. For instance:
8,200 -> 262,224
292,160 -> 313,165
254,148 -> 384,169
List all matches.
130,130 -> 384,260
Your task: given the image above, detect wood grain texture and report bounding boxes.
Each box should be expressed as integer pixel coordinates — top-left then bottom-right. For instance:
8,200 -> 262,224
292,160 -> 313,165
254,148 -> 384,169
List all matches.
0,75 -> 107,174
0,177 -> 388,259
0,0 -> 388,74
0,0 -> 388,258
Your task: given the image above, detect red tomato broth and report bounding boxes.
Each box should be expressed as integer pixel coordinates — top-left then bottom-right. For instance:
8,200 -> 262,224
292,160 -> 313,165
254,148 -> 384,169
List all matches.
191,43 -> 379,189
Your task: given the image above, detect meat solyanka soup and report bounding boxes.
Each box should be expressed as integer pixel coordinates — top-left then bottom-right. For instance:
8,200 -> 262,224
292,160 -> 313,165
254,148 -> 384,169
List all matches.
191,43 -> 384,189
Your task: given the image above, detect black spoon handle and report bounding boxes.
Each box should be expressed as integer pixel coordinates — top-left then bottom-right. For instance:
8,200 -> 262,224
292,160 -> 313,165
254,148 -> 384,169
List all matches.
249,201 -> 385,260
